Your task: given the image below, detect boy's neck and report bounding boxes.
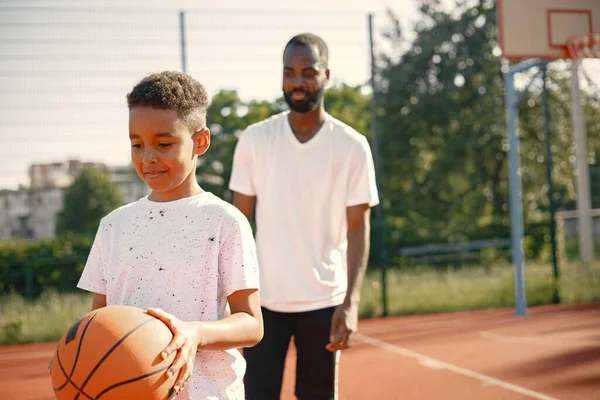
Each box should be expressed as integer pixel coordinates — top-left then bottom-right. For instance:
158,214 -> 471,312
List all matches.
148,181 -> 204,203
287,105 -> 326,143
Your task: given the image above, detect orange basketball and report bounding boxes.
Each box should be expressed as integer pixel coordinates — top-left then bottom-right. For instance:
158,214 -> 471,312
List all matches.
49,305 -> 178,400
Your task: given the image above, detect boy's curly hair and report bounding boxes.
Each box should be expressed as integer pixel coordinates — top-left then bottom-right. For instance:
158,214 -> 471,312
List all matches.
126,71 -> 209,131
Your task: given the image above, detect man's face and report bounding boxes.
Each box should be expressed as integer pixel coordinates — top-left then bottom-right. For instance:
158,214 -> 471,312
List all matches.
129,106 -> 208,202
282,44 -> 329,113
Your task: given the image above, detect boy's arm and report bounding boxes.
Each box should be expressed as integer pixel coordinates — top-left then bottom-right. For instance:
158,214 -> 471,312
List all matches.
148,288 -> 263,351
196,288 -> 263,349
232,192 -> 256,224
91,293 -> 107,310
147,288 -> 262,395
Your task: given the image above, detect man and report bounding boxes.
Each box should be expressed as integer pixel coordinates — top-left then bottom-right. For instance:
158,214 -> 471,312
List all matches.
229,33 -> 379,400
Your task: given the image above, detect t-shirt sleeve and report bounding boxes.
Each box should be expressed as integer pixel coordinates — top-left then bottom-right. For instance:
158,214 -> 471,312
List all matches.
347,136 -> 380,208
77,218 -> 108,295
218,212 -> 260,297
228,128 -> 256,196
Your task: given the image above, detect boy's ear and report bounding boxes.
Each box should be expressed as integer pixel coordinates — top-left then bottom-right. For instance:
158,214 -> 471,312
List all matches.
193,128 -> 210,156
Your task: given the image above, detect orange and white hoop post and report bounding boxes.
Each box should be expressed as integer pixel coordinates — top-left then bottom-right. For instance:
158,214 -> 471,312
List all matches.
566,32 -> 598,263
497,0 -> 600,293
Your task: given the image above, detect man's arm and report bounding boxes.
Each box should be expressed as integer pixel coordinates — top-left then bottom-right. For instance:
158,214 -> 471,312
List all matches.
326,203 -> 370,352
345,204 -> 371,307
232,192 -> 256,224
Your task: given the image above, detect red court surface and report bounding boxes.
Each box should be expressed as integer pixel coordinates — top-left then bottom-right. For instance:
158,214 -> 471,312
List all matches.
1,303 -> 599,399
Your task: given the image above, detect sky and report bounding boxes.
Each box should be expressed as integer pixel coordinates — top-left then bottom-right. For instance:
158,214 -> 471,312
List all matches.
1,0 -> 425,189
1,0 -> 598,190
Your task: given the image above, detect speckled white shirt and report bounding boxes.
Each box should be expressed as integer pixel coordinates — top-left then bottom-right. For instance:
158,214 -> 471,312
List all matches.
77,192 -> 260,400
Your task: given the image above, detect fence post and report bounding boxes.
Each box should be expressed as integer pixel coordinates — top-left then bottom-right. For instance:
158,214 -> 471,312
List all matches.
25,262 -> 34,299
368,13 -> 388,317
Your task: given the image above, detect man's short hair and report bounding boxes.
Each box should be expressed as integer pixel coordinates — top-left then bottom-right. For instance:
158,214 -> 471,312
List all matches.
284,33 -> 329,68
126,71 -> 209,132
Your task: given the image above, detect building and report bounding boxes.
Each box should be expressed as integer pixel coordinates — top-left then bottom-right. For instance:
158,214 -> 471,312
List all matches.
28,188 -> 64,239
0,163 -> 149,240
0,190 -> 31,239
29,160 -> 106,189
110,169 -> 149,205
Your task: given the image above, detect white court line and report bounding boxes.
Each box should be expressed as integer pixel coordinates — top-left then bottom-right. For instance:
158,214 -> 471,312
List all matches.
480,331 -> 557,346
358,315 -> 528,337
480,331 -> 600,347
356,333 -> 559,400
359,319 -> 468,335
0,350 -> 54,361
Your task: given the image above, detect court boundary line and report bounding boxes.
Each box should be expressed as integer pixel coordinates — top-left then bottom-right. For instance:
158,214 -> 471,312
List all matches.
356,333 -> 559,400
479,330 -> 600,347
0,350 -> 54,361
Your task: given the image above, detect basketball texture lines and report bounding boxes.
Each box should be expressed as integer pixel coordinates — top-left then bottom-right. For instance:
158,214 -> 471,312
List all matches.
49,305 -> 178,400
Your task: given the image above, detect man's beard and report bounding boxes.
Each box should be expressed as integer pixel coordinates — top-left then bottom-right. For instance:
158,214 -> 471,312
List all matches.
283,86 -> 325,113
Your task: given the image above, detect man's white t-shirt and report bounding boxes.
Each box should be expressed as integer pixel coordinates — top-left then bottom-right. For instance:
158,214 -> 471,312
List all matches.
229,111 -> 379,313
77,192 -> 260,400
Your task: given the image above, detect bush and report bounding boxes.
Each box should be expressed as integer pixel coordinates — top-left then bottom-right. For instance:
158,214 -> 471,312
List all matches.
0,233 -> 93,298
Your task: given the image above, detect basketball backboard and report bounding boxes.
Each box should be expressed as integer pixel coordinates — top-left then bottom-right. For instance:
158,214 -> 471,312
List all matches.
497,0 -> 600,59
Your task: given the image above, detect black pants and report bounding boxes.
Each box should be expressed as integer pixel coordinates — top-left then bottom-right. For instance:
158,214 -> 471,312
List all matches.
244,306 -> 338,400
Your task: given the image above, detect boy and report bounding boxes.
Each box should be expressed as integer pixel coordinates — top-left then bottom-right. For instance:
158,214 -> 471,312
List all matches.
77,71 -> 263,400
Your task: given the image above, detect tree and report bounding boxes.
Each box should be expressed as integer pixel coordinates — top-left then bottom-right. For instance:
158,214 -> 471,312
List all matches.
376,0 -> 600,260
325,83 -> 371,136
378,0 -> 509,248
57,166 -> 123,235
198,89 -> 284,201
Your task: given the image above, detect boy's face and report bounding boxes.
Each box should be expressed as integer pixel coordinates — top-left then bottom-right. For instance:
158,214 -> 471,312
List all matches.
129,106 -> 209,202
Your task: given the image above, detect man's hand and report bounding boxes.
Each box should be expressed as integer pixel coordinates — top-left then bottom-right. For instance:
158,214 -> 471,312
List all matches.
146,308 -> 202,395
326,303 -> 359,352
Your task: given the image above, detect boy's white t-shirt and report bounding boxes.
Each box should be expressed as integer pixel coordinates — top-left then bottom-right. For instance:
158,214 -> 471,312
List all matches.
229,111 -> 379,313
77,192 -> 260,400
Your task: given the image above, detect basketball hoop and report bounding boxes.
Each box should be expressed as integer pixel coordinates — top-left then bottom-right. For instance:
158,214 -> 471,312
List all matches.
566,32 -> 600,59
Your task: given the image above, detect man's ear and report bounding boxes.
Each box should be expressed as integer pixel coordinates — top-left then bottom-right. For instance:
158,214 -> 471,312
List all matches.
193,128 -> 210,156
324,68 -> 331,88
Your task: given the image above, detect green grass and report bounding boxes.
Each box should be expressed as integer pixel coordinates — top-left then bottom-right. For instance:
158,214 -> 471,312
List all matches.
359,260 -> 600,318
1,260 -> 599,345
0,290 -> 92,345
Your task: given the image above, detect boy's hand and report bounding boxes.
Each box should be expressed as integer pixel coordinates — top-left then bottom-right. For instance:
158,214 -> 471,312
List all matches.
146,308 -> 202,395
326,303 -> 358,352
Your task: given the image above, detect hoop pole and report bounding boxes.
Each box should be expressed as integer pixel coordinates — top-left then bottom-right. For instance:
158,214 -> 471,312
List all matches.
503,58 -> 546,316
504,65 -> 529,316
570,60 -> 594,262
